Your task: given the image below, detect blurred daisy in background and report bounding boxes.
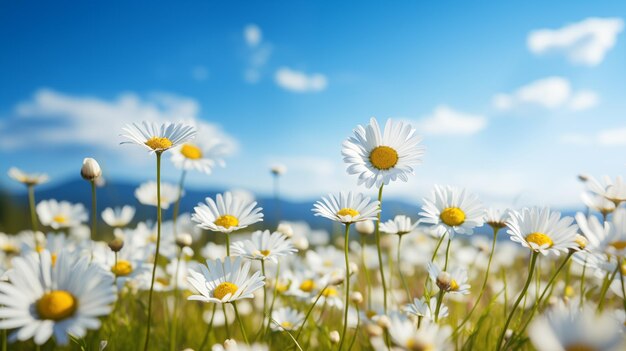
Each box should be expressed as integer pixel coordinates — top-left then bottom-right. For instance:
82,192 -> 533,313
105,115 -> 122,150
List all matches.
101,206 -> 136,228
405,296 -> 448,321
484,208 -> 510,231
36,200 -> 88,230
270,307 -> 304,332
192,192 -> 263,234
506,207 -> 579,256
586,175 -> 626,206
419,185 -> 485,237
427,262 -> 471,295
312,191 -> 380,224
231,230 -> 296,263
135,181 -> 182,210
120,121 -> 196,153
581,192 -> 615,218
8,167 -> 48,186
384,313 -> 452,351
380,215 -> 418,236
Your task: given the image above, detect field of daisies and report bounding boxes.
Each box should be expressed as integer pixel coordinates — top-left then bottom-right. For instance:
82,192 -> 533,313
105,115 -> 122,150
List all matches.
1,117 -> 625,351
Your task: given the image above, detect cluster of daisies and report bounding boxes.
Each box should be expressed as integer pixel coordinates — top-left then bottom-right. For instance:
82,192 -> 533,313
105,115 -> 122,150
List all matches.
0,118 -> 625,351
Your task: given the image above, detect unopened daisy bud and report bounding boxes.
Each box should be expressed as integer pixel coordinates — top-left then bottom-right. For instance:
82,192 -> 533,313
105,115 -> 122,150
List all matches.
276,223 -> 294,238
376,315 -> 391,329
223,339 -> 237,348
349,262 -> 359,276
573,234 -> 587,251
271,164 -> 287,176
578,174 -> 589,182
355,220 -> 375,235
350,291 -> 363,304
504,329 -> 513,341
436,271 -> 452,291
292,236 -> 309,251
365,324 -> 383,337
329,272 -> 345,286
81,158 -> 102,181
175,233 -> 193,248
329,330 -> 340,344
108,238 -> 124,252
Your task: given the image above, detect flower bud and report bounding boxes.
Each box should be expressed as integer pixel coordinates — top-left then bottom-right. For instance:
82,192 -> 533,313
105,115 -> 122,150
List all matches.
292,236 -> 309,251
436,271 -> 452,291
108,238 -> 124,252
81,158 -> 102,181
270,164 -> 287,176
376,315 -> 391,329
276,223 -> 294,238
328,271 -> 345,286
176,233 -> 193,248
350,291 -> 363,304
349,262 -> 359,276
223,339 -> 237,349
329,330 -> 340,344
355,220 -> 375,235
365,324 -> 383,337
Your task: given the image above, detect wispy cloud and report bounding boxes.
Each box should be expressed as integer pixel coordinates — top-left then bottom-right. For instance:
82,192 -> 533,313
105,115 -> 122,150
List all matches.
527,17 -> 624,66
560,127 -> 626,147
274,67 -> 328,93
243,23 -> 272,83
411,105 -> 486,135
191,65 -> 209,81
492,77 -> 598,112
244,24 -> 262,47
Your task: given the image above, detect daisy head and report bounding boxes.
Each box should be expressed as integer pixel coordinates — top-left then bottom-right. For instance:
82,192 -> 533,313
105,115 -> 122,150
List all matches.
192,192 -> 263,233
427,262 -> 470,295
485,208 -> 510,231
171,138 -> 228,175
120,121 -> 196,153
101,206 -> 136,228
134,181 -> 182,210
312,191 -> 380,224
380,215 -> 418,236
387,313 -> 453,351
187,256 -> 265,304
419,185 -> 485,237
587,175 -> 626,206
36,200 -> 88,230
577,209 -> 626,258
404,296 -> 448,322
231,230 -> 297,263
270,307 -> 304,332
0,250 -> 116,345
506,207 -> 579,256
342,117 -> 424,189
8,167 -> 48,186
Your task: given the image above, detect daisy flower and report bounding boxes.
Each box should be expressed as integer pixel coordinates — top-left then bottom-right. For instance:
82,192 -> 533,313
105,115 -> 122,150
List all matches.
427,262 -> 470,295
484,208 -> 510,230
506,207 -> 579,256
529,303 -> 624,351
404,296 -> 448,321
312,191 -> 380,224
91,239 -> 151,290
581,192 -> 615,217
0,250 -> 116,345
134,181 -> 182,210
574,209 -> 626,270
231,230 -> 297,263
187,256 -> 265,304
342,117 -> 424,188
380,215 -> 418,236
8,167 -> 48,186
587,175 -> 626,206
270,307 -> 304,331
192,192 -> 263,233
36,200 -> 88,230
101,206 -> 136,227
419,185 -> 485,237
385,313 -> 452,351
120,121 -> 196,153
171,138 -> 228,175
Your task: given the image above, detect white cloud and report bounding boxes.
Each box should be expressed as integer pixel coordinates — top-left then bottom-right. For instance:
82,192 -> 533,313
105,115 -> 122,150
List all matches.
412,105 -> 486,135
244,24 -> 262,47
243,24 -> 272,84
274,67 -> 328,93
0,89 -> 238,156
560,128 -> 626,147
598,128 -> 626,146
492,77 -> 598,112
191,65 -> 209,81
528,17 -> 624,66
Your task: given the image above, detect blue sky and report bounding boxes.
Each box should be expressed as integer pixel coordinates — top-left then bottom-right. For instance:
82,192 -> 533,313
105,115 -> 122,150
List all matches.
1,0 -> 625,208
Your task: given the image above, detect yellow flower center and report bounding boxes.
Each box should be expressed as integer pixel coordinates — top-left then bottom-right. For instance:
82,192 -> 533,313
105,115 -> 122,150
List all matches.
53,215 -> 68,224
145,136 -> 173,150
111,260 -> 133,276
526,232 -> 553,248
259,250 -> 271,257
366,310 -> 377,319
281,321 -> 293,329
450,279 -> 459,291
214,215 -> 239,229
337,208 -> 359,217
299,279 -> 315,292
214,282 -> 238,300
1,244 -> 19,255
609,241 -> 626,250
180,143 -> 203,159
440,207 -> 466,226
156,277 -> 170,286
322,287 -> 338,297
276,282 -> 289,293
51,253 -> 57,266
564,285 -> 575,297
565,344 -> 597,351
406,339 -> 434,351
36,290 -> 77,321
369,146 -> 399,170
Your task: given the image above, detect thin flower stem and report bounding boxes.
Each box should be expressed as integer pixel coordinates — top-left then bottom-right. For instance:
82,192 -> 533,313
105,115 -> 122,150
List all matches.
143,151 -> 163,351
90,180 -> 97,239
433,290 -> 445,323
270,318 -> 303,351
360,235 -> 372,310
295,284 -> 328,342
598,265 -> 619,312
233,302 -> 249,344
226,234 -> 231,257
170,249 -> 183,351
172,169 -> 186,233
338,223 -> 352,351
223,304 -> 231,339
397,235 -> 411,301
580,257 -> 588,306
27,184 -> 38,232
496,251 -> 538,351
430,235 -> 445,262
199,304 -> 217,351
443,237 -> 452,271
264,261 -> 281,337
261,260 -> 268,331
347,305 -> 360,351
374,184 -> 387,313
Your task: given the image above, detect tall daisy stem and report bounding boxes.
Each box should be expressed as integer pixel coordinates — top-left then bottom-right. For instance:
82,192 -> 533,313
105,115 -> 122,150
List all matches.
496,251 -> 538,351
261,260 -> 268,331
90,180 -> 97,238
295,284 -> 328,342
233,302 -> 249,344
172,169 -> 187,232
374,184 -> 388,312
226,234 -> 231,257
360,235 -> 373,310
443,236 -> 452,270
338,223 -> 352,351
223,304 -> 231,339
143,151 -> 163,351
27,184 -> 38,232
397,235 -> 411,301
598,265 -> 619,312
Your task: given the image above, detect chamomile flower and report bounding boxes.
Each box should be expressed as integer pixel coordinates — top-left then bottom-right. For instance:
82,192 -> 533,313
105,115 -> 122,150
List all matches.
187,256 -> 265,304
427,262 -> 470,295
120,121 -> 197,153
312,191 -> 380,224
587,175 -> 626,206
135,181 -> 182,210
342,117 -> 424,188
419,185 -> 485,237
91,239 -> 150,290
231,230 -> 297,263
0,250 -> 116,345
270,307 -> 304,331
36,200 -> 88,230
101,206 -> 136,227
581,192 -> 615,217
171,138 -> 228,175
380,215 -> 418,236
506,207 -> 579,256
576,209 -> 626,260
8,167 -> 48,186
529,303 -> 624,351
404,296 -> 448,321
192,192 -> 263,234
484,208 -> 510,230
386,313 -> 452,351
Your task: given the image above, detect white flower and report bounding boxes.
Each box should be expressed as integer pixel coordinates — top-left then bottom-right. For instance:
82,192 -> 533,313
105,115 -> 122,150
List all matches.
187,256 -> 265,304
36,200 -> 88,229
506,207 -> 579,256
404,296 -> 448,321
231,230 -> 297,263
80,158 -> 102,181
427,262 -> 470,295
134,181 -> 182,210
529,302 -> 624,351
312,191 -> 380,224
484,208 -> 510,230
419,185 -> 485,237
574,209 -> 626,270
581,192 -> 615,216
211,341 -> 269,351
270,307 -> 304,331
120,121 -> 196,153
380,215 -> 418,235
0,250 -> 116,345
386,313 -> 452,351
342,117 -> 424,188
355,220 -> 375,235
586,175 -> 626,205
8,167 -> 48,186
192,192 -> 263,233
101,206 -> 136,227
91,239 -> 151,290
171,138 -> 228,175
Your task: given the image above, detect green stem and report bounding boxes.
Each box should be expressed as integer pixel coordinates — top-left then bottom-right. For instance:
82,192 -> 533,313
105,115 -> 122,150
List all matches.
226,234 -> 231,257
360,235 -> 372,310
430,235 -> 445,262
27,184 -> 38,232
295,285 -> 328,342
233,302 -> 249,344
619,258 -> 626,313
338,223 -> 352,351
264,261 -> 280,336
598,264 -> 619,312
261,260 -> 268,332
143,152 -> 163,351
443,237 -> 452,270
374,185 -> 387,313
496,251 -> 538,351
172,169 -> 186,234
170,250 -> 183,351
199,304 -> 216,351
433,290 -> 445,323
223,304 -> 231,339
347,305 -> 360,351
580,257 -> 588,306
397,235 -> 411,301
90,180 -> 97,239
